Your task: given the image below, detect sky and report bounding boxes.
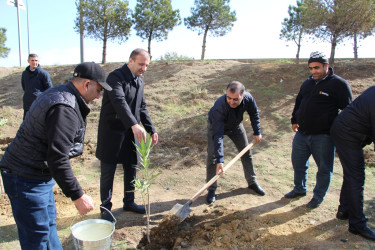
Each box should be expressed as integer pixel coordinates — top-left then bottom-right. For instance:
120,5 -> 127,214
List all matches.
1,0 -> 375,68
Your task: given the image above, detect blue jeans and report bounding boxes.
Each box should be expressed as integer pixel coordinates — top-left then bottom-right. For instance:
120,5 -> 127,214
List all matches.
291,132 -> 335,201
1,169 -> 62,250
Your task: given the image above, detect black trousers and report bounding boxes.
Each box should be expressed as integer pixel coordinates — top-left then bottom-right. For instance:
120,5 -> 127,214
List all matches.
333,139 -> 367,229
100,161 -> 137,211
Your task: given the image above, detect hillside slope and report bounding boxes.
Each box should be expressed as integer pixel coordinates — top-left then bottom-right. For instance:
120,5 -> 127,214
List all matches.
1,59 -> 375,249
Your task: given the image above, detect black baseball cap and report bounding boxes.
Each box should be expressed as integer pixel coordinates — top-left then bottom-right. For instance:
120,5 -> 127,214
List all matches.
73,62 -> 112,91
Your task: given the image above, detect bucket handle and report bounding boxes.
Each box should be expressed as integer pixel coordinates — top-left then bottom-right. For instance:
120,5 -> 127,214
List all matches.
70,205 -> 117,230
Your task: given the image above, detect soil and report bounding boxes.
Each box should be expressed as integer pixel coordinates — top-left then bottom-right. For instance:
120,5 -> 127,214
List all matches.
1,59 -> 375,249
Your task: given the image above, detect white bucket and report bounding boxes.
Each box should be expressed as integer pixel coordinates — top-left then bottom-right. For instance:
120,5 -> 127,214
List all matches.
70,206 -> 116,250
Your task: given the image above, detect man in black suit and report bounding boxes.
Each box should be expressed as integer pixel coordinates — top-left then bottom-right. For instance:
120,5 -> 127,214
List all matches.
96,48 -> 158,220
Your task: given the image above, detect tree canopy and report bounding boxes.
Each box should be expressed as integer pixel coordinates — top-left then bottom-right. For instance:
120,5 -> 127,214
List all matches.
0,28 -> 10,58
280,0 -> 305,63
132,0 -> 181,58
74,0 -> 132,64
303,0 -> 375,65
184,0 -> 236,60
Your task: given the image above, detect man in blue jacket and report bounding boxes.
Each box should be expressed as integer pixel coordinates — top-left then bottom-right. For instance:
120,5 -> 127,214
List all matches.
21,53 -> 53,119
285,52 -> 353,208
331,86 -> 375,241
206,81 -> 264,204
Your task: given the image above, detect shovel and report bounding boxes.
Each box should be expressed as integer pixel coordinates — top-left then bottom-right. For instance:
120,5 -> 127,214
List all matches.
171,140 -> 255,222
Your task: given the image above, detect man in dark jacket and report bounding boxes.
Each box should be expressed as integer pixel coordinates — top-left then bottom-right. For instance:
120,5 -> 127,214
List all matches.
206,81 -> 264,204
21,53 -> 53,119
96,48 -> 158,219
284,51 -> 353,209
331,85 -> 375,241
0,62 -> 112,249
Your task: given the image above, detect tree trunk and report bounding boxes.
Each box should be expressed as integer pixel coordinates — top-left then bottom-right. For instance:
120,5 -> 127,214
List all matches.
201,26 -> 209,60
296,29 -> 303,64
353,32 -> 358,60
102,35 -> 107,64
148,33 -> 152,59
329,34 -> 337,66
102,24 -> 108,64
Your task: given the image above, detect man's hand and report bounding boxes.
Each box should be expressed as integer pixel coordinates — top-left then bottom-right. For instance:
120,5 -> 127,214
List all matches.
151,133 -> 158,146
216,163 -> 224,176
73,194 -> 94,216
131,124 -> 146,143
253,134 -> 262,143
292,124 -> 299,132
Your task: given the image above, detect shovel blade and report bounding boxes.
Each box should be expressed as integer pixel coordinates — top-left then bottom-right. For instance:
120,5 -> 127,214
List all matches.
170,202 -> 192,222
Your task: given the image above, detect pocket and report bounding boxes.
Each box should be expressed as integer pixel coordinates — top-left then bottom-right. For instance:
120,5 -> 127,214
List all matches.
1,170 -> 18,198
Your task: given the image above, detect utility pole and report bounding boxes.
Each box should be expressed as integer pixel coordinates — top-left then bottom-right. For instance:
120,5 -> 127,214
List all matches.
80,0 -> 84,63
6,0 -> 26,67
26,0 -> 30,55
16,0 -> 22,67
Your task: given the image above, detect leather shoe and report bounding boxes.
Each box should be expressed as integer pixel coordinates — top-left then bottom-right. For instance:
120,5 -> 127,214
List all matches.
284,190 -> 306,198
101,210 -> 115,223
248,183 -> 266,196
349,225 -> 375,241
123,202 -> 146,214
206,190 -> 216,204
306,198 -> 322,209
336,211 -> 349,220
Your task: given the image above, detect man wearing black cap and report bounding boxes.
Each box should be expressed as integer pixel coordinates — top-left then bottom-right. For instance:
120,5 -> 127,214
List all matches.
0,62 -> 111,249
96,48 -> 158,220
284,52 -> 353,209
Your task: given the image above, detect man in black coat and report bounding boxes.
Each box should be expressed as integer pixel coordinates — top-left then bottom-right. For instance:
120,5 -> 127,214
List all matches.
21,53 -> 53,119
96,48 -> 158,220
331,85 -> 375,241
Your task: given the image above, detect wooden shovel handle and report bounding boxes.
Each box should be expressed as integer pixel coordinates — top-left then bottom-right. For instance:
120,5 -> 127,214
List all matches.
189,140 -> 255,203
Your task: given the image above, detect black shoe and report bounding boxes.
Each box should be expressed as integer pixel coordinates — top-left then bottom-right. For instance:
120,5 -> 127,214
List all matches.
206,190 -> 216,204
336,211 -> 349,220
101,210 -> 115,222
284,190 -> 306,198
306,198 -> 322,209
123,202 -> 146,214
248,183 -> 266,196
349,226 -> 375,241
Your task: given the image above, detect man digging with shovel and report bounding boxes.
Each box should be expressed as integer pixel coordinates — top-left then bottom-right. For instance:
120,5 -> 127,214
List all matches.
206,81 -> 264,204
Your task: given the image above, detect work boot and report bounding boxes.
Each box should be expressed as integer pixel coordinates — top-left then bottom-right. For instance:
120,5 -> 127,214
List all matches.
206,190 -> 216,204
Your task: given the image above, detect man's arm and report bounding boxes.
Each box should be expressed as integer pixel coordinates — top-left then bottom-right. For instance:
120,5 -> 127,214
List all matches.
42,70 -> 53,90
246,94 -> 261,136
106,73 -> 138,129
45,105 -> 83,199
45,105 -> 93,214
